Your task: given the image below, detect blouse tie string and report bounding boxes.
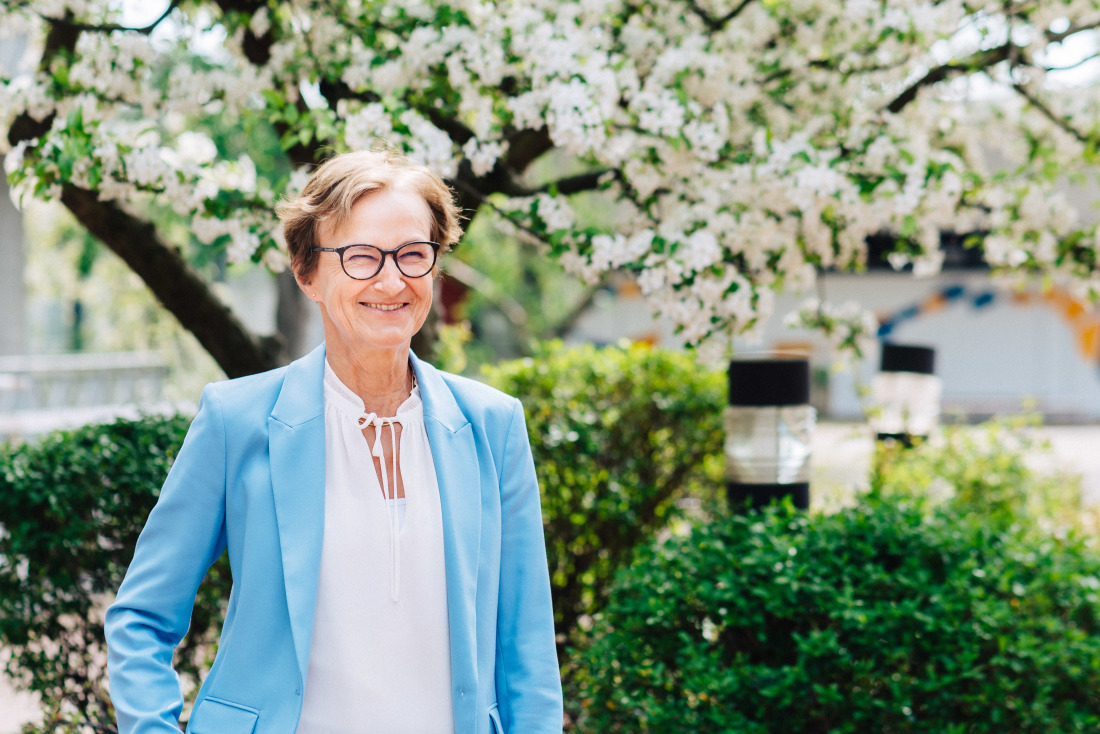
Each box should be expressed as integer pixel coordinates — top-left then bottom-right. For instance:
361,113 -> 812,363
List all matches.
358,411 -> 402,602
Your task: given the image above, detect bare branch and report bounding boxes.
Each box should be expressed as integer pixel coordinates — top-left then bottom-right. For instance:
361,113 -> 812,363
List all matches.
683,0 -> 755,31
1012,83 -> 1093,145
450,178 -> 550,243
1046,19 -> 1100,45
442,258 -> 529,329
1039,52 -> 1099,73
505,127 -> 555,173
545,280 -> 609,340
40,0 -> 182,35
537,170 -> 611,196
886,43 -> 1013,114
60,185 -> 282,377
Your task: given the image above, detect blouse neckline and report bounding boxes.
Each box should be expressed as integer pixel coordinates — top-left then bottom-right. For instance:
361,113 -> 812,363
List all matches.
323,361 -> 422,422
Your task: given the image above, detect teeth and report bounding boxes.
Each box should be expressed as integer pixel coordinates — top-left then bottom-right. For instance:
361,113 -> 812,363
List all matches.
366,303 -> 402,311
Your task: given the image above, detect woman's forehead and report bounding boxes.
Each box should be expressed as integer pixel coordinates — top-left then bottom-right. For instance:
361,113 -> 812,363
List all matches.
321,186 -> 433,244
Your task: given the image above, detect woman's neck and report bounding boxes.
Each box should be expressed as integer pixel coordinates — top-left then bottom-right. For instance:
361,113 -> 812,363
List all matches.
325,343 -> 414,417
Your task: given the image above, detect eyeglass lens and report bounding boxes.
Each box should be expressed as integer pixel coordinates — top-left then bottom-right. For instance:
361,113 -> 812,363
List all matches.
342,242 -> 436,279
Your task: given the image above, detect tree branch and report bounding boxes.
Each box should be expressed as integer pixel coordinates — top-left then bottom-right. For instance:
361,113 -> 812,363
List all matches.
886,43 -> 1013,114
40,0 -> 182,35
1012,83 -> 1093,145
683,0 -> 755,31
537,170 -> 611,195
1039,52 -> 1099,73
442,258 -> 530,330
545,280 -> 609,339
450,178 -> 545,241
59,185 -> 282,378
1046,19 -> 1100,45
504,127 -> 555,173
462,167 -> 611,201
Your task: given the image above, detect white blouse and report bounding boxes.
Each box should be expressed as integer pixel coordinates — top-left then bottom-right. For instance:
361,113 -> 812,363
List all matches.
296,363 -> 455,733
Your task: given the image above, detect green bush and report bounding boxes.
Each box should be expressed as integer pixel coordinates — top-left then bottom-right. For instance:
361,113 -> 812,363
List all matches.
577,495 -> 1100,733
0,415 -> 230,734
482,340 -> 726,652
872,416 -> 1084,530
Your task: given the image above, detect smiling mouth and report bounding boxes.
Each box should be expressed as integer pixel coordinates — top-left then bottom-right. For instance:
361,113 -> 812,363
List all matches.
363,303 -> 405,311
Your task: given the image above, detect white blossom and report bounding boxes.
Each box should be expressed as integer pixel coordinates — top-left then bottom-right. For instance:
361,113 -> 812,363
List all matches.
343,102 -> 395,150
398,110 -> 458,178
3,0 -> 1098,353
461,137 -> 507,177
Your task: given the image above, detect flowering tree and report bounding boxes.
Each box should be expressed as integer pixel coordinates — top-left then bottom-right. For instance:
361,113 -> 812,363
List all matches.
2,0 -> 1099,376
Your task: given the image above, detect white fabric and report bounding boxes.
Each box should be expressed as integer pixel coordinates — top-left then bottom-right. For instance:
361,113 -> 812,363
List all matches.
296,362 -> 455,734
387,497 -> 408,531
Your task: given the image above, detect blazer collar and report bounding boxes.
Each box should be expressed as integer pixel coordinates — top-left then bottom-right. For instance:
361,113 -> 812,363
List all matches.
270,343 -> 326,427
410,351 -> 468,434
269,346 -> 468,431
268,343 -> 327,687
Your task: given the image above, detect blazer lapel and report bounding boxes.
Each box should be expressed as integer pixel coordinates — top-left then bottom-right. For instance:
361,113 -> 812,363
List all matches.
268,343 -> 327,688
412,354 -> 482,733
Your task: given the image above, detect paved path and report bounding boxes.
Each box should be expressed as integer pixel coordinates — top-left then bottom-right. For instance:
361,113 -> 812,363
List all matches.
3,422 -> 1099,732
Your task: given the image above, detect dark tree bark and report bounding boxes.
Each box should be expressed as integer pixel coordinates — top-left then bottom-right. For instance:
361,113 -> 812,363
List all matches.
9,16 -> 284,379
275,270 -> 315,360
60,186 -> 283,378
411,301 -> 440,363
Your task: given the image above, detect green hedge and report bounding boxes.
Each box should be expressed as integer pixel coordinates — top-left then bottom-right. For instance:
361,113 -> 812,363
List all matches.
0,415 -> 230,733
577,420 -> 1100,733
872,416 -> 1083,529
578,499 -> 1100,733
481,340 -> 725,649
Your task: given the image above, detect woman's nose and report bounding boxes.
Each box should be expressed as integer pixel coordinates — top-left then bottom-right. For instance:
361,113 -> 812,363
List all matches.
372,256 -> 405,292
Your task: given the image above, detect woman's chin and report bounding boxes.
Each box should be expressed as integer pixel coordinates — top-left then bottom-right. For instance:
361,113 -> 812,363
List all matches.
352,322 -> 422,351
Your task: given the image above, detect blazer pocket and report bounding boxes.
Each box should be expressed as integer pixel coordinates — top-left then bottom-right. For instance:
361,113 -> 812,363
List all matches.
488,702 -> 504,734
188,697 -> 260,734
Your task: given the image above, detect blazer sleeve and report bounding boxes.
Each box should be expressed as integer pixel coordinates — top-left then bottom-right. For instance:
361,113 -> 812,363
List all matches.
105,384 -> 230,734
494,398 -> 564,732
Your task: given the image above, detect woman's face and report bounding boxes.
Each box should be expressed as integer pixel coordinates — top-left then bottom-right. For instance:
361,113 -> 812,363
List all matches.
301,185 -> 436,354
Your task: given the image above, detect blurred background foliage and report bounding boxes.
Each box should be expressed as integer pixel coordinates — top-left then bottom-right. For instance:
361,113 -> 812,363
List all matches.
481,341 -> 726,651
22,202 -> 223,402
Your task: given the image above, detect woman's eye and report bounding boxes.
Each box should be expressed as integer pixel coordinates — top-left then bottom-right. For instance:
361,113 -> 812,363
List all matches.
347,250 -> 381,265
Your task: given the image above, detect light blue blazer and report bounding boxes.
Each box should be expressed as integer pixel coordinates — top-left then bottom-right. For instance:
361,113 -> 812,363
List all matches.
105,344 -> 563,734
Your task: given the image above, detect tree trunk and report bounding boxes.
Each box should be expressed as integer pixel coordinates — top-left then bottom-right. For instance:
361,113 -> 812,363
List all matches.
411,298 -> 440,364
276,270 -> 316,360
60,185 -> 282,378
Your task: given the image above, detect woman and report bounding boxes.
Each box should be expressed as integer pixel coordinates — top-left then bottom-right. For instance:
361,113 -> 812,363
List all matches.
105,150 -> 563,734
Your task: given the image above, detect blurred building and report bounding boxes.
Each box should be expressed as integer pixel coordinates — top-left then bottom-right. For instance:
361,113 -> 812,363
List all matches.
569,265 -> 1100,423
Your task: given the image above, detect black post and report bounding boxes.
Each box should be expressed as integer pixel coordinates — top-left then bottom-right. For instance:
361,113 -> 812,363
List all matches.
874,343 -> 937,446
726,357 -> 813,511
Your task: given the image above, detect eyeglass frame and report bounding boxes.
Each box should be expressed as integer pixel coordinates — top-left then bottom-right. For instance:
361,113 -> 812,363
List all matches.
310,241 -> 441,280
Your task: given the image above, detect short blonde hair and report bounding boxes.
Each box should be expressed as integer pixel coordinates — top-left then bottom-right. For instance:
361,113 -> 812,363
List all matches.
277,149 -> 463,279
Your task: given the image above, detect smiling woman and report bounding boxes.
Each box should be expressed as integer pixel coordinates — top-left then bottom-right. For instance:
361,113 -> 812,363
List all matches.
299,185 -> 439,383
104,150 -> 564,734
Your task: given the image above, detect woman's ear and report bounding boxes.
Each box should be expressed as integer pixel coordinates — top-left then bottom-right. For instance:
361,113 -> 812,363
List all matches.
294,267 -> 318,301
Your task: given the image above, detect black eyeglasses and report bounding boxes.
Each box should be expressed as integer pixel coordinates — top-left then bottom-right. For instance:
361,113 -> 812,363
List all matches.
311,241 -> 440,280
